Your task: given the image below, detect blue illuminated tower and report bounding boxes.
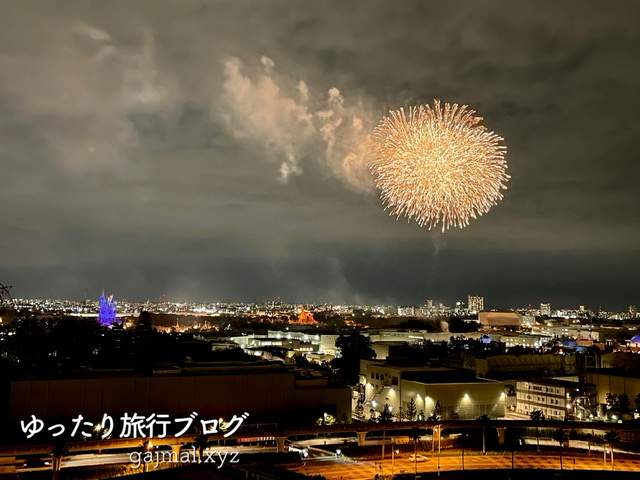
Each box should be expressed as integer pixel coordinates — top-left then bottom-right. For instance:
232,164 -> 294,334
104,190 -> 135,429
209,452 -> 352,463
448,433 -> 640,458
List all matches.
98,291 -> 117,326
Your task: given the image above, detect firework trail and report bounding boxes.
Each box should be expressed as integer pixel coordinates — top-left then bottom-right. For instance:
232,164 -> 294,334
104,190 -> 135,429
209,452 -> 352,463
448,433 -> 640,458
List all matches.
370,100 -> 509,232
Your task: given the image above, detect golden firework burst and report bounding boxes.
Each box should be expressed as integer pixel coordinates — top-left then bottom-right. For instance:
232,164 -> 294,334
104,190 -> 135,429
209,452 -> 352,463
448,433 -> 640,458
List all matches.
370,100 -> 509,232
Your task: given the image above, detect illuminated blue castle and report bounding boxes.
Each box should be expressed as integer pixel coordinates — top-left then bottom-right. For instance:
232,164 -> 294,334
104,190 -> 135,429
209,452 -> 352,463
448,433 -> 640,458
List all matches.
98,292 -> 117,326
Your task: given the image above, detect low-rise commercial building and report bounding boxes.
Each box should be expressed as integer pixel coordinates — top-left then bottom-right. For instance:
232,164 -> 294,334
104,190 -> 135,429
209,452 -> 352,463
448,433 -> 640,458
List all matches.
585,368 -> 640,410
358,360 -> 505,421
474,353 -> 576,378
478,311 -> 523,328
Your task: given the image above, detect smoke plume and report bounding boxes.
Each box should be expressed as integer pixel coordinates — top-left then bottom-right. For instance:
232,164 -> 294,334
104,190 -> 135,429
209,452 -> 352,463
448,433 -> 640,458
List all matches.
221,56 -> 375,191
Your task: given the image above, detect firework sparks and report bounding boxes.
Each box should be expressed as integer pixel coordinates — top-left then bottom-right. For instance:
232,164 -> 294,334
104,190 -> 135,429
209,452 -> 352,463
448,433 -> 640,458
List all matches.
370,100 -> 509,232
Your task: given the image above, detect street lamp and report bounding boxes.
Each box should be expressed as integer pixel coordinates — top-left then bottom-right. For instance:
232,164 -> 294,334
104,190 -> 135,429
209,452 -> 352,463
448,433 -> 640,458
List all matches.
391,444 -> 399,476
93,424 -> 103,454
611,447 -> 614,471
142,440 -> 153,473
432,426 -> 438,453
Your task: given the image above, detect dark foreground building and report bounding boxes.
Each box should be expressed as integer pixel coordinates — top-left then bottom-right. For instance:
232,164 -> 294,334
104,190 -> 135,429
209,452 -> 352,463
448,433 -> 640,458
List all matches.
8,361 -> 351,438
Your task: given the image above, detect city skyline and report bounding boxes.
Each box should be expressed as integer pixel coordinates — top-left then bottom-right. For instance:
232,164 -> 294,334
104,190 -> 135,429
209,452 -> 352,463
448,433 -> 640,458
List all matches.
5,291 -> 638,317
1,1 -> 639,309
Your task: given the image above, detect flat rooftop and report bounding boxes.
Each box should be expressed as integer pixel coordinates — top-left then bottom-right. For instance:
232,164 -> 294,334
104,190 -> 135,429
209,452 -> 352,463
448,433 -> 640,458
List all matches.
521,378 -> 596,388
403,369 -> 498,384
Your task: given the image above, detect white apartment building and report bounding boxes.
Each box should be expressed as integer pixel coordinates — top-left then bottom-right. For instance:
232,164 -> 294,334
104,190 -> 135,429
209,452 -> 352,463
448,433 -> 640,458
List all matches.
515,378 -> 597,420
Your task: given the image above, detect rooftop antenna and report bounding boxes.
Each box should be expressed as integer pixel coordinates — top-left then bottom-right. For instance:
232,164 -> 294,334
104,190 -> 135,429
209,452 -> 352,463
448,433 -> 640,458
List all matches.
0,282 -> 13,305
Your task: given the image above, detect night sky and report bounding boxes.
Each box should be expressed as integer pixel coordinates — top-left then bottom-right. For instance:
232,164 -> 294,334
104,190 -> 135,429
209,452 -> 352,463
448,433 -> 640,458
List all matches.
1,1 -> 639,309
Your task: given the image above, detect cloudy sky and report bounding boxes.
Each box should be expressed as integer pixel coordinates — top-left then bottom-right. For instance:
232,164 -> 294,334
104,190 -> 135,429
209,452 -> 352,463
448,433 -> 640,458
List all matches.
1,1 -> 639,309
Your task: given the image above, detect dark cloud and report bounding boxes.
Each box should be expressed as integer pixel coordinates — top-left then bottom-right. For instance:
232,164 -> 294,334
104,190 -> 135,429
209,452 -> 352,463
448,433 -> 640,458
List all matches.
0,1 -> 639,309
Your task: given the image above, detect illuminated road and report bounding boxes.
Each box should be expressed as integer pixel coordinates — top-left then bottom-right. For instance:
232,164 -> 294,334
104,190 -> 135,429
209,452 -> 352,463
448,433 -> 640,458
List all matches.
289,453 -> 640,480
8,446 -> 640,478
65,445 -> 271,467
1,445 -> 276,474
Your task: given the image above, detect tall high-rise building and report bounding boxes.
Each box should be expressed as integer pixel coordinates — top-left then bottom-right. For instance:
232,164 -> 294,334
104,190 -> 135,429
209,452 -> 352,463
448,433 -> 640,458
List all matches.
99,292 -> 117,326
630,305 -> 638,318
540,302 -> 552,316
426,299 -> 434,309
468,295 -> 484,313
